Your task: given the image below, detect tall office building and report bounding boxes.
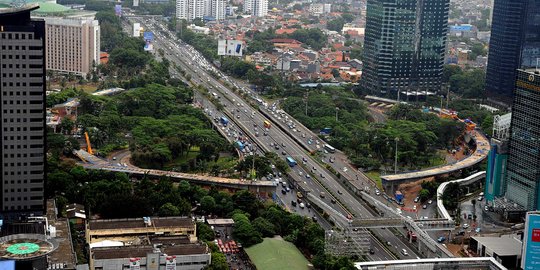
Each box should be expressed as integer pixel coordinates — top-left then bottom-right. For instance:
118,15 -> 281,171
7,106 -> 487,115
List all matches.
485,0 -> 540,98
44,17 -> 100,76
0,5 -> 46,219
505,69 -> 540,211
244,0 -> 267,17
361,0 -> 449,97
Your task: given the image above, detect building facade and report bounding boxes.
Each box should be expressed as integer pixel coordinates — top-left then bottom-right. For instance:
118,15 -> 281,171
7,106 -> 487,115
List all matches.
244,0 -> 267,17
0,5 -> 46,218
486,0 -> 540,98
361,0 -> 449,97
44,17 -> 100,76
505,69 -> 540,210
86,217 -> 210,270
176,0 -> 227,21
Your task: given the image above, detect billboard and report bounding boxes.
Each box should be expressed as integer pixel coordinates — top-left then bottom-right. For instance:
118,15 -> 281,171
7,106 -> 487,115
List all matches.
129,258 -> 141,270
522,211 -> 540,270
133,23 -> 141,37
165,256 -> 177,270
143,32 -> 154,51
217,40 -> 243,57
115,4 -> 122,16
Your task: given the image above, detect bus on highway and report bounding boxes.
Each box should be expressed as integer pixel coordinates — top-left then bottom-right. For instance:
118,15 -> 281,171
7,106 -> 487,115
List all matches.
263,120 -> 271,129
286,156 -> 297,167
324,144 -> 336,153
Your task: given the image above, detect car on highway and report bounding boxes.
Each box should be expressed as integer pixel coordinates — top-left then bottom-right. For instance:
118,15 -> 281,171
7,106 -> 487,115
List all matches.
320,192 -> 326,198
338,190 -> 343,195
296,192 -> 303,199
281,189 -> 286,195
291,201 -> 297,207
437,236 -> 446,243
422,204 -> 427,209
401,249 -> 409,256
330,198 -> 337,204
281,151 -> 286,155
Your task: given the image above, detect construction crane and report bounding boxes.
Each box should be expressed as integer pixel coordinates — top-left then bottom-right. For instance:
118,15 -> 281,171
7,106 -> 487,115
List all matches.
84,132 -> 94,155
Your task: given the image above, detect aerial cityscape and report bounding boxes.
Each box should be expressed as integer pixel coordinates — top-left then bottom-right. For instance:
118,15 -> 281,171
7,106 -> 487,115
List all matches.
0,0 -> 538,269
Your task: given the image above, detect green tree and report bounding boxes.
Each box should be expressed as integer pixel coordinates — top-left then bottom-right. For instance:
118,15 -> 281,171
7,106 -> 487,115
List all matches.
158,202 -> 180,216
197,222 -> 215,241
200,195 -> 216,213
252,217 -> 276,237
205,252 -> 228,270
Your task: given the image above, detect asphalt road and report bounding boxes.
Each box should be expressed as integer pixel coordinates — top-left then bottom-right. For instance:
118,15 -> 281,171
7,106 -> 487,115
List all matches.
124,16 -> 423,260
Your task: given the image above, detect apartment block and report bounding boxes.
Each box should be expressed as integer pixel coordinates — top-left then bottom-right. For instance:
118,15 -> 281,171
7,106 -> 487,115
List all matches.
44,17 -> 100,76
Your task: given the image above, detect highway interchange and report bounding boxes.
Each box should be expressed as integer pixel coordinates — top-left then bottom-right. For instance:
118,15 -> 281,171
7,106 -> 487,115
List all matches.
123,15 -> 430,260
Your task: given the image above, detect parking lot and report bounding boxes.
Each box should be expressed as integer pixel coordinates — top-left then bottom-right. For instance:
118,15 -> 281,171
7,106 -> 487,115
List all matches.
213,225 -> 255,270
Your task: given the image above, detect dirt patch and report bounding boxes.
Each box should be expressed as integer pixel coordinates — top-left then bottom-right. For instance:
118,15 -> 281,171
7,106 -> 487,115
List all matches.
397,177 -> 434,207
446,244 -> 465,257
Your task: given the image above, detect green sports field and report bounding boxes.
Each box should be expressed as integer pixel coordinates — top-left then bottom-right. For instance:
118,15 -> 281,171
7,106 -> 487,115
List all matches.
245,237 -> 310,270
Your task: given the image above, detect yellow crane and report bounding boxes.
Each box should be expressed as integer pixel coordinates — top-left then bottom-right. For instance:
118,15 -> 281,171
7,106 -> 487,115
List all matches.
84,131 -> 93,155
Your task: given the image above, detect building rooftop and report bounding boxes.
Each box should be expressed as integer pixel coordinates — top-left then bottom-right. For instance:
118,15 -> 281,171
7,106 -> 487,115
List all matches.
92,244 -> 208,260
472,235 -> 522,257
88,217 -> 194,231
207,219 -> 235,226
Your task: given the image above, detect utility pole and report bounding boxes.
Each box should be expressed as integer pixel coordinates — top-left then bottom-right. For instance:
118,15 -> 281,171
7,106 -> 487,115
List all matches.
394,137 -> 399,174
305,90 -> 309,116
335,107 -> 339,122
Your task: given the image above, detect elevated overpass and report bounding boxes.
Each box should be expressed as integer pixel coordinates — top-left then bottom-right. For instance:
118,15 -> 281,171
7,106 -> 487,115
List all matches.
74,150 -> 276,193
381,130 -> 490,194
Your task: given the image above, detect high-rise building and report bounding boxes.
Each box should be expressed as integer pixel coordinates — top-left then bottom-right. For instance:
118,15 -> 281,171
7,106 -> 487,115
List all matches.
44,17 -> 100,76
505,69 -> 540,210
176,0 -> 227,21
361,0 -> 449,97
244,0 -> 267,17
485,0 -> 540,98
0,5 -> 46,219
252,0 -> 267,17
210,0 -> 226,20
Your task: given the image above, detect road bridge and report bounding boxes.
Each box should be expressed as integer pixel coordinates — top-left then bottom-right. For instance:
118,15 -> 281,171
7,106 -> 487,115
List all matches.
74,150 -> 276,193
381,130 -> 490,194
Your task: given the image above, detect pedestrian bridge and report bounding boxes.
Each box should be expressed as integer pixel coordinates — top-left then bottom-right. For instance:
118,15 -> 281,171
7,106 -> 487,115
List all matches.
74,150 -> 276,192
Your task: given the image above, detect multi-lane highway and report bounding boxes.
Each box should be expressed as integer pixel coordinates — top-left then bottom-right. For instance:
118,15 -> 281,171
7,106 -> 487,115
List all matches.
124,16 -> 424,260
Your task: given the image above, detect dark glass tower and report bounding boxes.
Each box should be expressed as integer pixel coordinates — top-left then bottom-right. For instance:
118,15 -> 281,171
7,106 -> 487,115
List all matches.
486,0 -> 540,98
505,69 -> 540,210
0,5 -> 46,219
361,0 -> 449,97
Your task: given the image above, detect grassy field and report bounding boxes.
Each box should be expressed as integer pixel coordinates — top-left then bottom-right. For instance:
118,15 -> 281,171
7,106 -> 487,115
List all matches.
245,237 -> 310,270
365,171 -> 382,189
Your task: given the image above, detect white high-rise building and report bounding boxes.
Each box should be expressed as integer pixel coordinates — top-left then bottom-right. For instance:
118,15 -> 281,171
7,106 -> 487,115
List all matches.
44,17 -> 100,76
176,0 -> 189,20
177,0 -> 227,21
210,0 -> 227,20
244,0 -> 267,17
243,0 -> 253,14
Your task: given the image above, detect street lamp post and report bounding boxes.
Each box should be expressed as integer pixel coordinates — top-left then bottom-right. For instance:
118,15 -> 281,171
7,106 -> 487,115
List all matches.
394,137 -> 399,174
305,90 -> 309,116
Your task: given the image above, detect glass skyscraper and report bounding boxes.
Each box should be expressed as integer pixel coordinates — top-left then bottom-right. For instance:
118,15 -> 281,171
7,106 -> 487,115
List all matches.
486,0 -> 540,98
505,69 -> 540,210
361,0 -> 449,97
